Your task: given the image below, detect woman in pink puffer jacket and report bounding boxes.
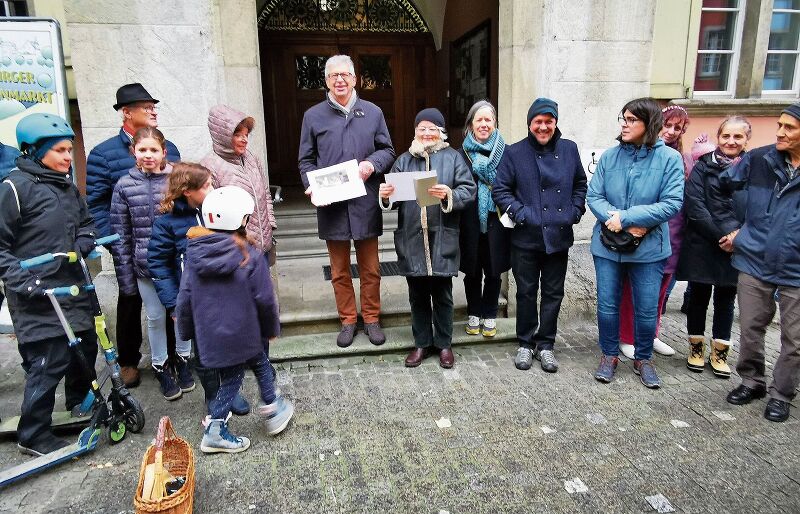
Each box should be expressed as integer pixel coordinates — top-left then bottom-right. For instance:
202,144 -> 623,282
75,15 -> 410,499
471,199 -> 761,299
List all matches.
201,104 -> 277,264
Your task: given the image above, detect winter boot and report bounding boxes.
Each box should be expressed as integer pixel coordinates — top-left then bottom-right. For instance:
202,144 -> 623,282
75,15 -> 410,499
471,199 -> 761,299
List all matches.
259,395 -> 295,436
153,363 -> 182,400
709,339 -> 732,378
200,415 -> 250,454
174,355 -> 196,393
687,336 -> 705,373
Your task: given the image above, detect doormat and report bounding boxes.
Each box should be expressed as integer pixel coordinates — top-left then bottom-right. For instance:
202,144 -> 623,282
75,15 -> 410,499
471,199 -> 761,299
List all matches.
322,261 -> 401,280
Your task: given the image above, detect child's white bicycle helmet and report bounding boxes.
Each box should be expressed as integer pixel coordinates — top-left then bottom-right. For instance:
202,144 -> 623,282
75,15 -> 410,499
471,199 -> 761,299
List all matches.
201,186 -> 255,231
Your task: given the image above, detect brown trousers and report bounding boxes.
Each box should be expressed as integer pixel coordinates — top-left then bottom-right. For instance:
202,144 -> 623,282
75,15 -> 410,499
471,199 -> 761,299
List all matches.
736,272 -> 800,402
326,238 -> 381,325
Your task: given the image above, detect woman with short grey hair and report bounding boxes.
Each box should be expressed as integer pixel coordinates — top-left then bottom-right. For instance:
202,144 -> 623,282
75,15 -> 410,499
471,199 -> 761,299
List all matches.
457,100 -> 510,338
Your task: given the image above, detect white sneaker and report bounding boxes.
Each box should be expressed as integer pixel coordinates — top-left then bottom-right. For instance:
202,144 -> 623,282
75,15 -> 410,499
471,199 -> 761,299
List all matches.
619,342 -> 635,359
652,337 -> 676,356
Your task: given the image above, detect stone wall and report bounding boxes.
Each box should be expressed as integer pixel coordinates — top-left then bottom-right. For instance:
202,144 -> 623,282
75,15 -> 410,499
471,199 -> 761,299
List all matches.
63,0 -> 267,164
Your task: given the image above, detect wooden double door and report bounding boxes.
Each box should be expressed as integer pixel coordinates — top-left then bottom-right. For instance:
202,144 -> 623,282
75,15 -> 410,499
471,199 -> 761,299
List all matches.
259,32 -> 435,192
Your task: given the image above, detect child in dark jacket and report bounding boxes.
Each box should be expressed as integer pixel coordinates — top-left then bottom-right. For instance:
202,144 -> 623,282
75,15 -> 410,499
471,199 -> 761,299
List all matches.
111,127 -> 193,401
147,163 -> 251,415
176,186 -> 292,454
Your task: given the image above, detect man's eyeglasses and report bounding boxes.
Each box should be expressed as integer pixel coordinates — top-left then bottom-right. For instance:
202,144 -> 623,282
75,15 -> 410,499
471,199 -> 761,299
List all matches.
138,105 -> 158,114
618,115 -> 641,126
327,72 -> 353,80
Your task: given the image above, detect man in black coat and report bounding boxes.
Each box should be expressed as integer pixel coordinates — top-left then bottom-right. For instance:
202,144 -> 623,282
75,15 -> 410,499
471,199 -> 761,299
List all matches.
0,114 -> 98,455
493,98 -> 588,374
298,55 -> 395,348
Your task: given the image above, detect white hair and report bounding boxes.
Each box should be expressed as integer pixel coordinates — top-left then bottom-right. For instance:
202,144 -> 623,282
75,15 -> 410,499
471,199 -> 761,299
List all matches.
118,108 -> 127,122
325,55 -> 355,77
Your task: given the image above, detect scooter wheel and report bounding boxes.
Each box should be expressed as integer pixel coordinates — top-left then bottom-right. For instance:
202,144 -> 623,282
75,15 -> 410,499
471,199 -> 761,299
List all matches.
122,395 -> 145,433
107,420 -> 126,444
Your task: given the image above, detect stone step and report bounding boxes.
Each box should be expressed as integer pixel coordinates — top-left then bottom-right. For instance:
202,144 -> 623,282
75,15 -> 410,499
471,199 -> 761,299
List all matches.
276,233 -> 396,260
275,255 -> 507,336
270,318 -> 516,362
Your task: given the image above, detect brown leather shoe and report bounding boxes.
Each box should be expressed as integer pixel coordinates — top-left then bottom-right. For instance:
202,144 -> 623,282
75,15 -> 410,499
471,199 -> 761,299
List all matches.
439,348 -> 455,369
404,348 -> 429,367
120,366 -> 141,388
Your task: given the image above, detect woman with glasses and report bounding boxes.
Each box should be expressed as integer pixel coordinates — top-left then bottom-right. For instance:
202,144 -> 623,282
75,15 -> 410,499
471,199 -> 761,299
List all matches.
617,105 -> 693,360
587,98 -> 684,389
457,100 -> 510,338
379,108 -> 475,369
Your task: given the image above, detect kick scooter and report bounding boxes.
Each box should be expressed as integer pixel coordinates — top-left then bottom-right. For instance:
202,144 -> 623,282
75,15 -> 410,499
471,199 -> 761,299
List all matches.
0,235 -> 145,487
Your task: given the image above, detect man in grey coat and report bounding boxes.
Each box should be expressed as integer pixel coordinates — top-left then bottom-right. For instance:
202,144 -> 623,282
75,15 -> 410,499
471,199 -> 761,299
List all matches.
298,55 -> 395,348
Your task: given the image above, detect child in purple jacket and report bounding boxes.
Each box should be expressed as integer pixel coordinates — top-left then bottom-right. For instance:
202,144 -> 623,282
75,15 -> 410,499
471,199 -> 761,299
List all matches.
176,186 -> 293,454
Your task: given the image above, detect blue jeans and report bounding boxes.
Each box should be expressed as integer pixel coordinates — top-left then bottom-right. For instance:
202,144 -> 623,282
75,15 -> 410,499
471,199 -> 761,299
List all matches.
209,350 -> 275,420
594,256 -> 666,361
137,278 -> 191,366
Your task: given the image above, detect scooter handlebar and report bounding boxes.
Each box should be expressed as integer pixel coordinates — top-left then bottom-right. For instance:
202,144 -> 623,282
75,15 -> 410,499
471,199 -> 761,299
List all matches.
20,253 -> 55,269
95,234 -> 120,246
20,251 -> 78,269
49,285 -> 80,297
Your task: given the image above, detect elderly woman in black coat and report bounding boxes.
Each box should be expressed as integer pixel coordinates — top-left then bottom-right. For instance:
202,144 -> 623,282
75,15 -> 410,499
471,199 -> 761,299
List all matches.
677,116 -> 751,378
458,100 -> 510,338
379,108 -> 475,369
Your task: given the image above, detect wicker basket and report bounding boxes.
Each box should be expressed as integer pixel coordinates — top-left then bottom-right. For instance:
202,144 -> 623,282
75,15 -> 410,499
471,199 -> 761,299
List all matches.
134,416 -> 195,514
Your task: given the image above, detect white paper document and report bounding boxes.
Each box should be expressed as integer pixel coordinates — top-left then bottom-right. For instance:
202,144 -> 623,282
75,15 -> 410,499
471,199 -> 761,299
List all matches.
384,171 -> 437,202
307,159 -> 366,206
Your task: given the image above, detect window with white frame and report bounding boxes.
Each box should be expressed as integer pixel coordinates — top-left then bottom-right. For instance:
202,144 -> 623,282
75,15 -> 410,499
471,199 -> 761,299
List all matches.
763,0 -> 800,94
694,0 -> 745,95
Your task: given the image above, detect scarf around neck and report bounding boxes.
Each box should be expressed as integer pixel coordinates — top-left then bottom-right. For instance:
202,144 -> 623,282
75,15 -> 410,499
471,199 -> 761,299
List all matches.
713,147 -> 742,169
463,130 -> 505,233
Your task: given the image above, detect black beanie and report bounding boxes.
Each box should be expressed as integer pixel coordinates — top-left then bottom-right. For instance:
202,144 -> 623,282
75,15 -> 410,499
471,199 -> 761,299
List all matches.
527,97 -> 558,125
782,102 -> 800,122
415,108 -> 446,128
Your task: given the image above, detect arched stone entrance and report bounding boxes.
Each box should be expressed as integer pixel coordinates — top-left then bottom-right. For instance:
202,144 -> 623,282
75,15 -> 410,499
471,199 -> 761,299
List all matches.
257,0 -> 437,196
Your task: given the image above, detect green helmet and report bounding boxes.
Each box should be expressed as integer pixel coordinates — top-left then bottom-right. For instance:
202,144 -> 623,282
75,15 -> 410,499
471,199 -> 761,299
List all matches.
16,113 -> 74,153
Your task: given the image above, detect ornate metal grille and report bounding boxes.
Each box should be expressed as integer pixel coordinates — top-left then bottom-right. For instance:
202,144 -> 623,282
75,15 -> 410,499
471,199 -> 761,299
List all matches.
360,55 -> 392,89
258,0 -> 429,32
296,56 -> 328,89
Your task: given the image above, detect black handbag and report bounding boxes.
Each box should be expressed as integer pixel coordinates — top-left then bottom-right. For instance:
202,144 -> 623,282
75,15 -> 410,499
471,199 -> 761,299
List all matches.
600,225 -> 646,253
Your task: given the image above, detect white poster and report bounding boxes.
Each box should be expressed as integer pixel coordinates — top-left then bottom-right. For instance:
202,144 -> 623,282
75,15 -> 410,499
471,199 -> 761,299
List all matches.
307,159 -> 367,206
0,19 -> 69,148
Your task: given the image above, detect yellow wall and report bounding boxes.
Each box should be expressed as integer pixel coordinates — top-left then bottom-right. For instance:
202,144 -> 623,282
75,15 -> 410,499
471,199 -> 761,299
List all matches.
650,0 -> 699,99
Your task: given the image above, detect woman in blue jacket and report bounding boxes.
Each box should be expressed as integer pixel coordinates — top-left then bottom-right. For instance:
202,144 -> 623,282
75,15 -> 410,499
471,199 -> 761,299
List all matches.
587,98 -> 684,389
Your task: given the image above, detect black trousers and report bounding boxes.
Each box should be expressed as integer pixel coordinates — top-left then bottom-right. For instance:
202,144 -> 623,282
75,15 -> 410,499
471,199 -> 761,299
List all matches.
406,276 -> 453,350
116,291 -> 176,367
17,329 -> 98,446
463,233 -> 502,319
511,247 -> 569,351
686,282 -> 737,340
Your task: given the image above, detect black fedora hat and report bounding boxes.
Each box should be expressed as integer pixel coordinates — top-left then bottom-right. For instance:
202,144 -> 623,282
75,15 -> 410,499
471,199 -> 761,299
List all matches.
113,83 -> 160,110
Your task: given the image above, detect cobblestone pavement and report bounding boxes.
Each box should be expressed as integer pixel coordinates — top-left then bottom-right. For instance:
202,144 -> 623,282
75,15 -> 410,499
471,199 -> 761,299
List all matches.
0,304 -> 798,513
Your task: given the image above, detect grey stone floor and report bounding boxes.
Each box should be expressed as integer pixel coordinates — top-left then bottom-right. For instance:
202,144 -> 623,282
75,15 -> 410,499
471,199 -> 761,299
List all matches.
0,304 -> 798,513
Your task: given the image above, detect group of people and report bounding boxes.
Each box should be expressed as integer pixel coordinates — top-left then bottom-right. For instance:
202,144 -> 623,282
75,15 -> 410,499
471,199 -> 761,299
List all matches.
302,55 -> 800,424
1,54 -> 799,458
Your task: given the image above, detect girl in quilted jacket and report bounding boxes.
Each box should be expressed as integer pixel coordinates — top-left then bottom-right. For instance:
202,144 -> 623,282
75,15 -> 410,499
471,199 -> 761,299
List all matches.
111,127 -> 194,401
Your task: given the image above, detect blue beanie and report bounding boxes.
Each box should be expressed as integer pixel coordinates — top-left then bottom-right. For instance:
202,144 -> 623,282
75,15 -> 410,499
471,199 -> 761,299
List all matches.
527,97 -> 558,125
31,136 -> 72,160
782,102 -> 800,122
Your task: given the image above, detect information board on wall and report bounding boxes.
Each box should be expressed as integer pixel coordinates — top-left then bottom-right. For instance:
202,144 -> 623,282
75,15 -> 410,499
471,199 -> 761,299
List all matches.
0,18 -> 69,148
